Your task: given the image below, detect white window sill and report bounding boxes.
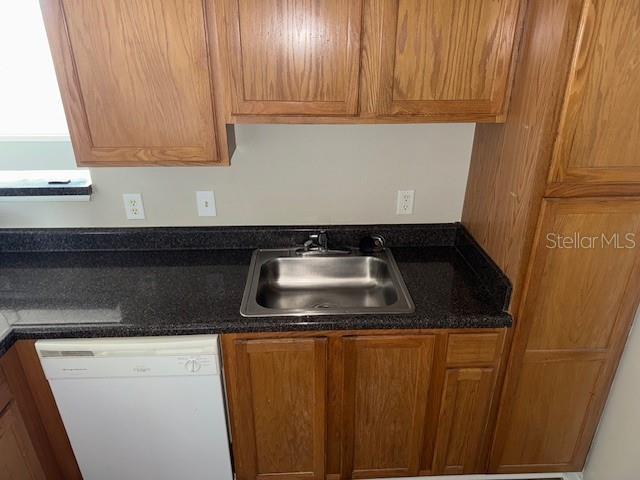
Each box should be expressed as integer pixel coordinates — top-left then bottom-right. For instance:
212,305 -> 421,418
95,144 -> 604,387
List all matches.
0,169 -> 92,201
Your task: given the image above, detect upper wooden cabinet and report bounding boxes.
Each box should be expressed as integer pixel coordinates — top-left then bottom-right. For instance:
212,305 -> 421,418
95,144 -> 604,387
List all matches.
37,0 -> 527,163
361,0 -> 523,120
216,0 -> 363,116
550,0 -> 640,188
40,0 -> 233,166
216,0 -> 523,122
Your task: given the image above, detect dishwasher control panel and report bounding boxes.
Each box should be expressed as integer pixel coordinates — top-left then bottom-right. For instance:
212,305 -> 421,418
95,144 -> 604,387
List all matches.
40,354 -> 220,379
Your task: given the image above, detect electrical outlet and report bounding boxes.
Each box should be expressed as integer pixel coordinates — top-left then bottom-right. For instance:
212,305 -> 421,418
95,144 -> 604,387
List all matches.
196,191 -> 217,217
122,193 -> 145,220
396,190 -> 415,215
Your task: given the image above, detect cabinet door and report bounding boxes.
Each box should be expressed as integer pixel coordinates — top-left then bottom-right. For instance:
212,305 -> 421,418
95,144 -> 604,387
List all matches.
492,198 -> 640,473
432,368 -> 495,475
496,351 -> 607,472
524,200 -> 640,351
219,0 -> 363,116
222,337 -> 327,480
427,332 -> 503,475
0,402 -> 47,480
365,0 -> 521,119
551,0 -> 640,186
40,0 -> 230,166
340,335 -> 435,478
8,342 -> 81,480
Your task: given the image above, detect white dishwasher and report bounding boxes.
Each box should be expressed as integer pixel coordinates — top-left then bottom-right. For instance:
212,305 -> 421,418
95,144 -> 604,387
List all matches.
36,335 -> 233,480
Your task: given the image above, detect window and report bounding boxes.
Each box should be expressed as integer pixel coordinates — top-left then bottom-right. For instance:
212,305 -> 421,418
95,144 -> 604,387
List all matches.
0,0 -> 84,195
0,0 -> 69,140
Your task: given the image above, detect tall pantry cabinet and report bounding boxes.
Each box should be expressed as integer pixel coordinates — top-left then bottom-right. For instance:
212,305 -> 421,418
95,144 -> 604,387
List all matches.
463,0 -> 640,473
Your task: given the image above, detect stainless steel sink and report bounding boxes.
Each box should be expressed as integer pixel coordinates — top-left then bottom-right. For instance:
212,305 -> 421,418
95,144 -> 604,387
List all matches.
240,248 -> 415,317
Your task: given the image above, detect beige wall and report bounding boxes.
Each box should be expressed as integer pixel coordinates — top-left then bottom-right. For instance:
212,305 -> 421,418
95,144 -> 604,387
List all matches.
584,309 -> 640,480
0,124 -> 474,228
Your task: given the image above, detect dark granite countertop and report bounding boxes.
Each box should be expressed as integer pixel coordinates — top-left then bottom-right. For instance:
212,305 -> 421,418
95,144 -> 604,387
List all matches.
0,225 -> 512,355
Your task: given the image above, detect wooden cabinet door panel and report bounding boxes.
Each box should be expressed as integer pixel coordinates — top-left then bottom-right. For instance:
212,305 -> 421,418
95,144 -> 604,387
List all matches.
370,0 -> 521,117
525,199 -> 640,350
551,0 -> 640,185
432,368 -> 496,475
0,403 -> 47,480
497,351 -> 606,471
10,342 -> 81,480
492,198 -> 640,473
340,335 -> 435,479
1,344 -> 74,480
221,0 -> 363,116
446,333 -> 502,365
40,0 -> 226,165
223,337 -> 327,480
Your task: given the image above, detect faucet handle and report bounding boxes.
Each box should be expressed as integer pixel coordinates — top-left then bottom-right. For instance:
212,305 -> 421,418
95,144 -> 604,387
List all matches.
308,231 -> 328,248
359,234 -> 385,253
318,231 -> 327,246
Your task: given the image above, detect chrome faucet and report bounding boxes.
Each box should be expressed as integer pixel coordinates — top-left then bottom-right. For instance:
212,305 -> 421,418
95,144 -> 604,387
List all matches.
305,231 -> 328,252
296,231 -> 351,256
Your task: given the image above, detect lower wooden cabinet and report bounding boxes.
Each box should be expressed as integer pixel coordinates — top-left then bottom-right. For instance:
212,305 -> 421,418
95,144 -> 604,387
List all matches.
0,358 -> 46,480
340,335 -> 435,478
491,198 -> 640,473
432,367 -> 496,475
495,351 -> 607,471
222,329 -> 506,480
222,337 -> 327,479
0,343 -> 81,480
0,401 -> 47,480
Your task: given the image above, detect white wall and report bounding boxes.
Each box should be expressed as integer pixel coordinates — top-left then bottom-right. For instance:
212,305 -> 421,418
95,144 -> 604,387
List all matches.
0,123 -> 474,227
584,309 -> 640,480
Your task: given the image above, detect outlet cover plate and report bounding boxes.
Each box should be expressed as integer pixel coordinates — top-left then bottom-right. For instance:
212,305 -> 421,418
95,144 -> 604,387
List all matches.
396,190 -> 415,215
122,193 -> 145,220
196,190 -> 217,217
